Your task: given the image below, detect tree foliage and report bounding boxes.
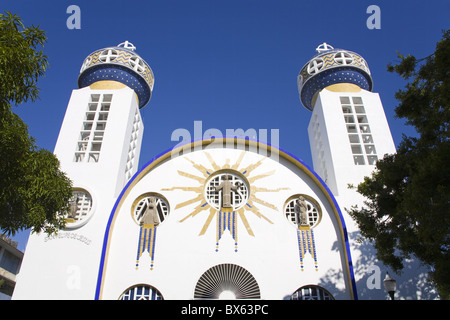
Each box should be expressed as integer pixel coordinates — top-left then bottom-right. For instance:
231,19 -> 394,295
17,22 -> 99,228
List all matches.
0,12 -> 48,106
0,12 -> 72,236
348,30 -> 450,299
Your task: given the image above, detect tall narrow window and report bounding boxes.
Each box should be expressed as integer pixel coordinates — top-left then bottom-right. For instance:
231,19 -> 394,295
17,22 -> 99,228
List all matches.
341,96 -> 378,165
74,94 -> 111,163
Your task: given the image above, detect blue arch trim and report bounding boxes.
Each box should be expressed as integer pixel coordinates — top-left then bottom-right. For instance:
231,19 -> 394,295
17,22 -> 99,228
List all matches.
94,137 -> 358,300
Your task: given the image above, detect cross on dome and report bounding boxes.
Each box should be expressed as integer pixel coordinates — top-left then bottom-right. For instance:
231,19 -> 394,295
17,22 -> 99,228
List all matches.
118,41 -> 136,51
316,42 -> 334,53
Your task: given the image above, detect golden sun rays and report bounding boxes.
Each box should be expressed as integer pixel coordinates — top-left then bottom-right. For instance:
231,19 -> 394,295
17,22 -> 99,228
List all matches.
162,151 -> 289,250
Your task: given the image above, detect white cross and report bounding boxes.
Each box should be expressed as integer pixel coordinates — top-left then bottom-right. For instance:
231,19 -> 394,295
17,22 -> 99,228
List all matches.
316,42 -> 334,53
118,41 -> 136,51
99,49 -> 118,63
307,58 -> 324,74
335,52 -> 353,65
129,56 -> 145,73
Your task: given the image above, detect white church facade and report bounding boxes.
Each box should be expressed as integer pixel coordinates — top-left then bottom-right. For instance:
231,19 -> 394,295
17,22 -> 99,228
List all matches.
12,42 -> 437,300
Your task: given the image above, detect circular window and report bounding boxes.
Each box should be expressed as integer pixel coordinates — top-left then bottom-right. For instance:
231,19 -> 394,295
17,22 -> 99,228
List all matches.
194,264 -> 260,299
334,51 -> 353,65
119,284 -> 163,300
129,56 -> 145,73
132,193 -> 170,226
204,171 -> 249,210
284,195 -> 321,228
99,49 -> 118,63
307,58 -> 324,75
291,285 -> 334,300
64,188 -> 94,228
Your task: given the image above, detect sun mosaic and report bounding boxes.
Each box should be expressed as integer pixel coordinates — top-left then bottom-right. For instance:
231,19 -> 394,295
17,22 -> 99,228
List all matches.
162,151 -> 289,252
133,149 -> 320,271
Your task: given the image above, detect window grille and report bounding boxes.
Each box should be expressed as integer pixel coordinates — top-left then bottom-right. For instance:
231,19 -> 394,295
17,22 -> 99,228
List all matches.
341,96 -> 378,165
291,286 -> 334,300
74,94 -> 111,163
133,195 -> 169,226
204,173 -> 249,210
61,188 -> 94,228
119,285 -> 163,300
284,195 -> 321,228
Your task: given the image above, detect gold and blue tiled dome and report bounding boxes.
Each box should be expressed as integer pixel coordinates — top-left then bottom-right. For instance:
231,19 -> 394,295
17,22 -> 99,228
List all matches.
78,41 -> 154,109
298,43 -> 372,111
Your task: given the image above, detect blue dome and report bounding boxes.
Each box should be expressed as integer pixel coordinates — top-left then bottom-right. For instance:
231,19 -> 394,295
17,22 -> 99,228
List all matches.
298,43 -> 372,111
78,41 -> 154,109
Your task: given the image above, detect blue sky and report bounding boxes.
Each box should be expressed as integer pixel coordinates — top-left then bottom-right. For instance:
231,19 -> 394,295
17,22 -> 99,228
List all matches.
3,0 -> 450,250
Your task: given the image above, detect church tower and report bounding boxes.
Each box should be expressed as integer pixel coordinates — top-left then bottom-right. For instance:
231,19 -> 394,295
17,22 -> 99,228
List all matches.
55,40 -> 154,198
298,43 -> 396,201
13,41 -> 154,299
298,43 -> 402,298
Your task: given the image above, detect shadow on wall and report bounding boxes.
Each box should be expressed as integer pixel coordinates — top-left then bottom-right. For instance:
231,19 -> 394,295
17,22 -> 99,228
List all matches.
318,231 -> 439,300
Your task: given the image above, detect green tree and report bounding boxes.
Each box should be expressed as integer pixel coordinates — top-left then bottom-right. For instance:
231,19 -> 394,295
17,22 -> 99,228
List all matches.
0,12 -> 72,235
348,30 -> 450,299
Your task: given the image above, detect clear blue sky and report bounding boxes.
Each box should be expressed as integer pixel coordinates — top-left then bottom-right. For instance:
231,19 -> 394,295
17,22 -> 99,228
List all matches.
3,0 -> 450,251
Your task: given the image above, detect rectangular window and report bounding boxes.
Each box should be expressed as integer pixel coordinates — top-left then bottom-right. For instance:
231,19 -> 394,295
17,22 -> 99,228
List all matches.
77,142 -> 88,151
98,112 -> 108,121
348,134 -> 360,143
362,134 -> 373,143
347,125 -> 357,133
85,112 -> 95,121
90,142 -> 102,152
353,155 -> 365,165
352,97 -> 363,104
351,145 -> 363,154
344,115 -> 355,123
342,105 -> 352,114
367,155 -> 378,165
364,145 -> 375,154
340,97 -> 351,104
357,115 -> 368,123
93,131 -> 104,141
360,125 -> 371,133
83,122 -> 93,131
74,94 -> 111,163
0,250 -> 21,274
355,105 -> 366,114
